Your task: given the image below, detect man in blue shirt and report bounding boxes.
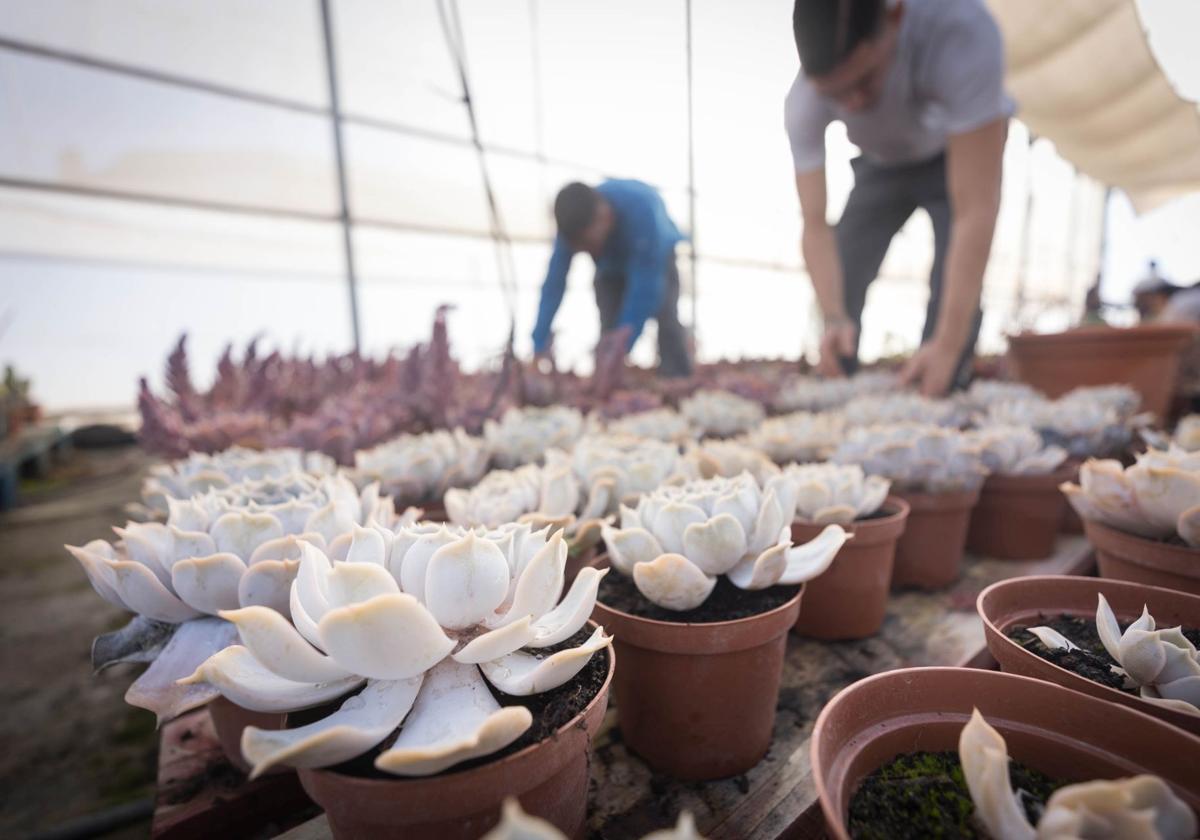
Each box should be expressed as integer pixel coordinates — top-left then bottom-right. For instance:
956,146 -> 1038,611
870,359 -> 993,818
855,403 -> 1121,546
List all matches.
531,180 -> 692,377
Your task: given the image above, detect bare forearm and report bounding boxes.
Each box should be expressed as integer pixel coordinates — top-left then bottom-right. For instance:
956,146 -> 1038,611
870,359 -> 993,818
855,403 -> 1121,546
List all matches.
931,207 -> 996,352
802,222 -> 846,320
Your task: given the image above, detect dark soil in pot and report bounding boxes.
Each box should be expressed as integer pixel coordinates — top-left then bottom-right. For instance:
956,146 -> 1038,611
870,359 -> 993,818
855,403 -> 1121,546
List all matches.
848,750 -> 1061,840
598,571 -> 800,623
1006,614 -> 1200,696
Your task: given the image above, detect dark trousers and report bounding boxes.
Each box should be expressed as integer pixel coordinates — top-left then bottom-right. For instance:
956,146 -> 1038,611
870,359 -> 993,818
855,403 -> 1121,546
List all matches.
594,255 -> 693,377
836,153 -> 981,389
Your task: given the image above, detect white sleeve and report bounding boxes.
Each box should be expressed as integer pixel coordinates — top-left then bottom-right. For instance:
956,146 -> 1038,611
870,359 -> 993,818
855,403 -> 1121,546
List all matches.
784,74 -> 831,173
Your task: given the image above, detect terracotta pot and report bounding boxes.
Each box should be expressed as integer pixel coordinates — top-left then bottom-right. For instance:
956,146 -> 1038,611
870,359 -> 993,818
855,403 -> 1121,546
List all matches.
297,638 -> 613,839
207,696 -> 287,774
812,667 -> 1200,840
1007,323 -> 1196,420
890,487 -> 980,590
978,575 -> 1200,735
966,466 -> 1073,560
791,498 -> 909,640
563,544 -> 600,588
592,572 -> 802,780
1085,516 -> 1200,596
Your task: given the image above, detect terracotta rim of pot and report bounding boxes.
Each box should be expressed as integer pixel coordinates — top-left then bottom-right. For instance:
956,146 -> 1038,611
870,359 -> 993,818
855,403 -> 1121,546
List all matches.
1084,517 -> 1200,577
1007,323 -> 1198,352
811,666 -> 1200,840
592,559 -> 804,655
893,485 -> 981,513
792,496 -> 910,547
977,574 -> 1200,734
297,621 -> 614,817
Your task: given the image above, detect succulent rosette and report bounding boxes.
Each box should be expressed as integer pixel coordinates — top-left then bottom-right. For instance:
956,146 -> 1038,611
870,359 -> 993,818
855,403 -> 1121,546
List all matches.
349,428 -> 489,506
966,425 -> 1068,476
1060,447 -> 1200,546
842,393 -> 965,428
182,524 -> 612,778
138,446 -> 337,517
484,406 -> 585,469
444,463 -> 577,532
683,439 -> 781,485
831,424 -> 987,494
779,463 -> 891,525
744,410 -> 845,465
605,408 -> 693,444
958,379 -> 1040,410
600,472 -> 850,610
772,371 -> 897,413
959,709 -> 1195,840
679,389 -> 765,438
67,472 -> 411,723
987,387 -> 1142,459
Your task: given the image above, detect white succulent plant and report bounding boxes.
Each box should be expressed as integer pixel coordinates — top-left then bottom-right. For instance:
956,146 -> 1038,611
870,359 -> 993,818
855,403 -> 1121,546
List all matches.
959,380 -> 1040,410
484,798 -> 703,840
959,708 -> 1195,840
679,389 -> 765,438
966,425 -> 1069,476
831,424 -> 987,494
987,391 -> 1137,459
484,406 -> 585,469
744,410 -> 845,465
600,473 -> 850,610
1173,415 -> 1200,452
183,524 -> 612,778
842,393 -> 965,428
444,463 -> 573,532
772,371 -> 897,413
1060,448 -> 1200,546
778,463 -> 890,525
350,428 -> 488,505
683,439 -> 781,486
68,472 -> 411,723
571,434 -> 687,511
139,446 -> 337,516
606,408 -> 694,444
1062,384 -> 1142,419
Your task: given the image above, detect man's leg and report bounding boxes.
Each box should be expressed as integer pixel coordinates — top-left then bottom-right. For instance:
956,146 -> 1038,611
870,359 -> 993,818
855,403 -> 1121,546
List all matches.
836,157 -> 918,372
915,155 -> 982,390
594,269 -> 625,333
655,256 -> 693,377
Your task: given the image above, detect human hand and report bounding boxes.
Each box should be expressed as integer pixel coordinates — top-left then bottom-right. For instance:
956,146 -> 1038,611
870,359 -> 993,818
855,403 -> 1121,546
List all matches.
816,317 -> 857,377
899,340 -> 960,396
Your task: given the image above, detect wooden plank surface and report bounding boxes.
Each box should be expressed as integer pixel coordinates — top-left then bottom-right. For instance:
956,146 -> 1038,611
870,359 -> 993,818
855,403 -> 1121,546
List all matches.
276,537 -> 1094,840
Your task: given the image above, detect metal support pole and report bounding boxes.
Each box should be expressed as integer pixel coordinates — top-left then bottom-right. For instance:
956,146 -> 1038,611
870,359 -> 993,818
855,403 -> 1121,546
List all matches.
319,0 -> 362,353
685,0 -> 698,341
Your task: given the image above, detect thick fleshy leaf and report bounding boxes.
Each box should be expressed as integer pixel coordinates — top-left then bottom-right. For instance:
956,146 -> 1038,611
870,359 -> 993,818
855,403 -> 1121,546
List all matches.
499,532 -> 566,626
1040,775 -> 1196,840
66,541 -> 128,610
304,500 -> 357,544
295,541 -> 334,623
633,554 -> 716,611
168,528 -> 218,568
396,527 -> 458,596
1178,504 -> 1200,548
324,561 -> 400,610
649,502 -> 708,556
375,660 -> 532,776
480,626 -> 611,696
811,505 -> 857,526
220,606 -> 352,683
171,552 -> 247,614
126,617 -> 237,725
453,616 -> 536,664
1096,593 -> 1127,663
345,524 -> 387,566
248,533 -> 326,565
166,497 -> 210,532
93,615 -> 176,672
681,514 -> 747,575
778,524 -> 851,585
210,512 -> 284,560
957,709 -> 1036,840
726,542 -> 788,590
481,798 -> 563,840
318,593 -> 454,680
179,644 -> 363,713
290,582 -> 325,649
118,522 -> 175,584
747,488 -> 787,555
238,558 -> 298,615
580,477 -> 616,522
424,532 -> 510,630
600,525 -> 663,575
529,567 -> 608,648
241,677 -> 422,779
110,560 -> 203,623
1026,626 -> 1079,652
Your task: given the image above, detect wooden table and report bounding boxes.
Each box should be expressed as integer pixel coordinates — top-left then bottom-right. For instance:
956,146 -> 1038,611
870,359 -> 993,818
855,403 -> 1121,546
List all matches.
276,537 -> 1094,840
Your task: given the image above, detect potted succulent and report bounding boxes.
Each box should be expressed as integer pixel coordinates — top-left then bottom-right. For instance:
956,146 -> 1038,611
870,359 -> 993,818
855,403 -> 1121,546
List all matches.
605,407 -> 694,444
596,472 -> 849,779
483,406 -> 585,469
842,392 -> 966,428
678,389 -> 765,439
184,523 -> 613,839
781,463 -> 908,639
743,410 -> 845,466
979,575 -> 1200,734
772,371 -> 896,414
986,385 -> 1142,461
682,438 -> 781,484
812,667 -> 1200,840
1061,448 -> 1200,594
832,424 -> 986,589
349,428 -> 489,517
964,425 -> 1071,559
67,471 -> 408,771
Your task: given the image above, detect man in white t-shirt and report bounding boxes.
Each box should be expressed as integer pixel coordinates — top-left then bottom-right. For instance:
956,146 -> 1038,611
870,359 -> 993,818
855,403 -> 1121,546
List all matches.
787,0 -> 1012,394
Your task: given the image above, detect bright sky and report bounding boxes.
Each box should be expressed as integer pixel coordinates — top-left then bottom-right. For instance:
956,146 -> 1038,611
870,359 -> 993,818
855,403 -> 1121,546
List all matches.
0,0 -> 1197,410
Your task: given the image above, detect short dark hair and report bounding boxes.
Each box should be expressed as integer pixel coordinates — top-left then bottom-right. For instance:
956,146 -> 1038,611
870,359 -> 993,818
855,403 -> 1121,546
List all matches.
554,182 -> 599,240
793,0 -> 886,77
